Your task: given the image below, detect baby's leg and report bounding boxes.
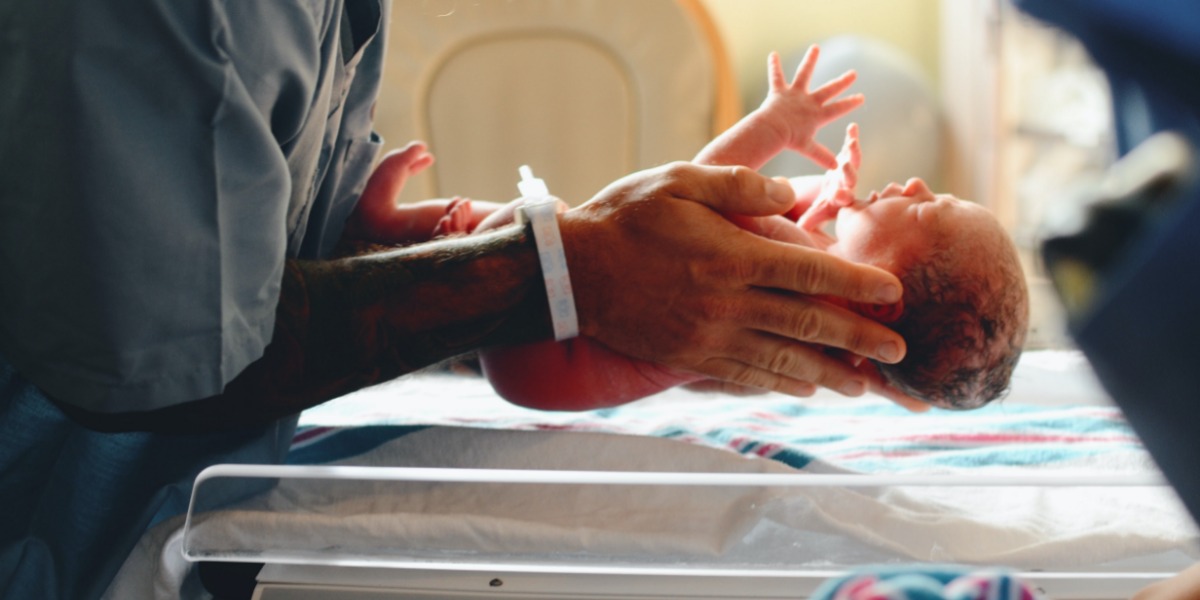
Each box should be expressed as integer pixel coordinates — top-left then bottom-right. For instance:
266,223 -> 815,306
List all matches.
471,195 -> 702,410
478,197 -> 815,411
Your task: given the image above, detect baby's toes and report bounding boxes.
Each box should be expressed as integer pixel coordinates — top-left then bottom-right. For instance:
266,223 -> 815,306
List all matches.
433,196 -> 473,238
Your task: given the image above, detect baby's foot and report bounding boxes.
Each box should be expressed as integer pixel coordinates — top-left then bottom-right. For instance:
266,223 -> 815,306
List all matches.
432,196 -> 474,238
346,141 -> 435,241
363,141 -> 435,211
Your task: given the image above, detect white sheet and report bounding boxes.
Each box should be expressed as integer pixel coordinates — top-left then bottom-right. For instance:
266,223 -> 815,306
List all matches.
104,351 -> 1200,599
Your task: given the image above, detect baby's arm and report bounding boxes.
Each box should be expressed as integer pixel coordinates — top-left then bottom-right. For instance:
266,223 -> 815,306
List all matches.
694,46 -> 863,171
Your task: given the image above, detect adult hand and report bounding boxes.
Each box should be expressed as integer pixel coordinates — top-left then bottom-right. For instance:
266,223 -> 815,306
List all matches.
559,162 -> 907,398
854,359 -> 931,412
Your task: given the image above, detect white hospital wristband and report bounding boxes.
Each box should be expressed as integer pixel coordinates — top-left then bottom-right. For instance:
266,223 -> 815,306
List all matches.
515,166 -> 579,341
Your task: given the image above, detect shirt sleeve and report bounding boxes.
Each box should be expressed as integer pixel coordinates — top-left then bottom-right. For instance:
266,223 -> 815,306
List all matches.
0,0 -> 341,412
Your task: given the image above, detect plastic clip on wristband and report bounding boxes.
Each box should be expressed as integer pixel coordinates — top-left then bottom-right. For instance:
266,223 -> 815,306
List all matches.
515,165 -> 579,341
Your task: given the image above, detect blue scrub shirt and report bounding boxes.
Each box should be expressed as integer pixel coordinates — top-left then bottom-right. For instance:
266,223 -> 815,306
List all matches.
0,0 -> 388,597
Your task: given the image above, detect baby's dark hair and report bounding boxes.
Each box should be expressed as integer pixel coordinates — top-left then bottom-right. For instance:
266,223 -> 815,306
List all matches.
876,238 -> 1029,410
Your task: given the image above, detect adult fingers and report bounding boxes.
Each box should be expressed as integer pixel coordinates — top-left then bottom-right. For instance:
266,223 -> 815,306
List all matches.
857,361 -> 931,412
874,383 -> 931,413
749,244 -> 904,308
662,162 -> 796,216
715,330 -> 874,396
681,379 -> 773,397
699,357 -> 820,399
726,214 -> 812,245
735,288 -> 905,366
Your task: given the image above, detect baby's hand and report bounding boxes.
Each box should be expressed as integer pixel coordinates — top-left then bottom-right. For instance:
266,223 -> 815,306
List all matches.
761,46 -> 864,170
799,123 -> 862,233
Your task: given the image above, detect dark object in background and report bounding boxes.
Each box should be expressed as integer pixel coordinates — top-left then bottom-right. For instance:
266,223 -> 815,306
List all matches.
1020,0 -> 1200,523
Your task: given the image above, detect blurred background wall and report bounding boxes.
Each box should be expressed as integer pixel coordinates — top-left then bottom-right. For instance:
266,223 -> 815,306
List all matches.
701,0 -> 941,109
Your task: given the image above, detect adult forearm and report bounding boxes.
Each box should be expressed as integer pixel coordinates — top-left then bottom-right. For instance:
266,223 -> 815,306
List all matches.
61,224 -> 551,433
296,225 -> 551,385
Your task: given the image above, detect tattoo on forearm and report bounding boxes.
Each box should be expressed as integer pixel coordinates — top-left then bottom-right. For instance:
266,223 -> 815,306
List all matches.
64,225 -> 552,433
300,225 -> 552,382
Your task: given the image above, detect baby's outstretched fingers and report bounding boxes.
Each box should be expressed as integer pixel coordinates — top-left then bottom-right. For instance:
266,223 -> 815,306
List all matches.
821,94 -> 866,124
812,70 -> 858,104
767,51 -> 788,93
790,45 -> 820,92
796,198 -> 840,235
758,45 -> 864,171
836,162 -> 858,196
832,123 -> 862,193
832,187 -> 857,207
839,123 -> 862,168
806,143 -> 838,171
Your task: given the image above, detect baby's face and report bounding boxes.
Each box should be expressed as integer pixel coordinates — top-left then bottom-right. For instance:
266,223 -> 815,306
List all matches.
828,178 -> 1003,272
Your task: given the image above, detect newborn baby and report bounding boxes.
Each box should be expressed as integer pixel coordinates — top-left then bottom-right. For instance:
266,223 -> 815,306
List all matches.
793,125 -> 1029,410
345,46 -> 1029,411
481,124 -> 1028,411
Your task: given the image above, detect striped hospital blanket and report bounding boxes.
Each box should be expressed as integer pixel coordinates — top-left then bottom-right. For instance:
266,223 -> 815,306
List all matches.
292,350 -> 1150,477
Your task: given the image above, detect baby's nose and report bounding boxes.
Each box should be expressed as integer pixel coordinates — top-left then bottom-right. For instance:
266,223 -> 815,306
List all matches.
902,178 -> 933,197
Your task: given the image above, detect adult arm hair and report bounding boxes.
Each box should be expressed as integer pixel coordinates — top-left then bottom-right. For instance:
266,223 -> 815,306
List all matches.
55,225 -> 552,434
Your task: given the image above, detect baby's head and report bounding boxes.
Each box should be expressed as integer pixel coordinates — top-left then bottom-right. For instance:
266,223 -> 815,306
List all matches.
829,178 -> 1029,410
